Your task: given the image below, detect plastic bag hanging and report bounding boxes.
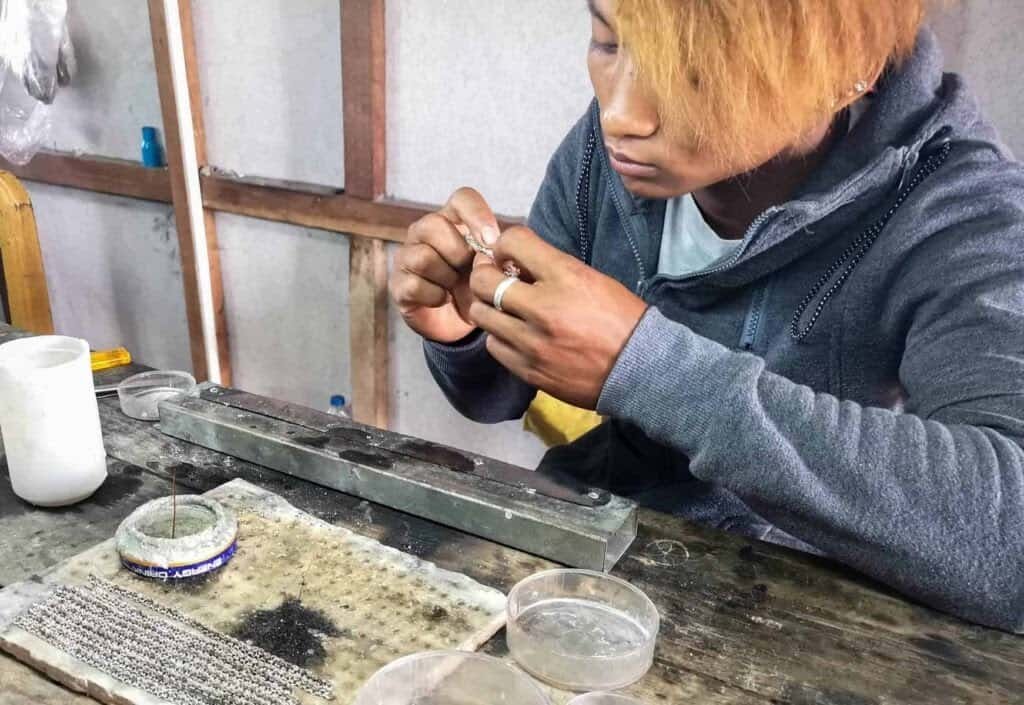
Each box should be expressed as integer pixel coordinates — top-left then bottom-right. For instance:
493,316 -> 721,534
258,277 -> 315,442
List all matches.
0,0 -> 76,165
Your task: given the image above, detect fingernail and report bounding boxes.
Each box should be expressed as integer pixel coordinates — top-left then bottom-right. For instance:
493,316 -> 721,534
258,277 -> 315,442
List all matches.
481,225 -> 499,246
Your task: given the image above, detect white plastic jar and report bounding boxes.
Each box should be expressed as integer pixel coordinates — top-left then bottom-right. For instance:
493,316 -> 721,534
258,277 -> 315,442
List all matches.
0,335 -> 107,506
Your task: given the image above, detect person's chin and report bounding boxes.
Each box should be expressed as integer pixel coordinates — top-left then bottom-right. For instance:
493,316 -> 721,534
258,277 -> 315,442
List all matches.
619,175 -> 684,200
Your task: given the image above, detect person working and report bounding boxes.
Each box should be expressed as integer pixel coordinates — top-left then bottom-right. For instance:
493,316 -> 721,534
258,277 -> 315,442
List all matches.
389,0 -> 1024,632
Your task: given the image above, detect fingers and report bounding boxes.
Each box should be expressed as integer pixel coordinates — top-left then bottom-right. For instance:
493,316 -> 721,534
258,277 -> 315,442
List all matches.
492,226 -> 564,281
485,334 -> 535,385
469,258 -> 530,318
468,299 -> 533,343
397,242 -> 462,291
389,267 -> 449,310
440,187 -> 501,246
407,212 -> 475,272
397,208 -> 479,308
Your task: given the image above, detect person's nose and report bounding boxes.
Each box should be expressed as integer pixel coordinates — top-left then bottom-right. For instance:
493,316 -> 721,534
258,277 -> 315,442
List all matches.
601,56 -> 659,142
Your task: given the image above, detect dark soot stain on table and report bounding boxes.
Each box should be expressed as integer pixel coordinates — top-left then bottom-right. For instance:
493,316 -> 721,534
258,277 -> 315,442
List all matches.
232,597 -> 342,668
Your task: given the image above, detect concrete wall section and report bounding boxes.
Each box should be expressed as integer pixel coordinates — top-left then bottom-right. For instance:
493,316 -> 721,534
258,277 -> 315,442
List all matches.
191,0 -> 345,187
385,0 -> 594,216
216,213 -> 350,411
48,1 -> 164,160
931,2 -> 1024,156
27,183 -> 191,371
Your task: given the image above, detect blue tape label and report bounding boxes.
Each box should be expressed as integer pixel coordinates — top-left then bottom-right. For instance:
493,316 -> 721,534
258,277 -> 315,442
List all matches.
122,541 -> 237,580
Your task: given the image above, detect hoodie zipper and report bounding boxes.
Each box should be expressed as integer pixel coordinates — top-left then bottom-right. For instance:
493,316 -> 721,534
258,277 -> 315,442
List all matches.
642,206 -> 783,298
790,139 -> 952,342
577,127 -> 645,288
575,129 -> 598,264
605,179 -> 647,289
739,283 -> 770,350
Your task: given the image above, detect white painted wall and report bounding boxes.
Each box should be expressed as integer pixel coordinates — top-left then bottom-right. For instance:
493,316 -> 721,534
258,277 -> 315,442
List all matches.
933,0 -> 1024,155
19,1 -> 1024,471
215,213 -> 351,412
12,1 -> 188,375
48,1 -> 164,160
191,0 -> 345,187
385,0 -> 593,216
27,183 -> 191,372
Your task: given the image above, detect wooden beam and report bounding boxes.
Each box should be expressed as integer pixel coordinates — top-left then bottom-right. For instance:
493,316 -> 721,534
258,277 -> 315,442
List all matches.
201,173 -> 426,243
342,0 -> 386,201
0,152 -> 171,203
348,237 -> 390,428
148,0 -> 230,383
0,153 -> 520,240
342,0 -> 390,428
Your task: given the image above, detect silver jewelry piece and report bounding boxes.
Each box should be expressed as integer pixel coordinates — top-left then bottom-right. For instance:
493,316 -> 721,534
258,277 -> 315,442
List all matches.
13,576 -> 334,705
492,276 -> 519,312
463,232 -> 521,278
853,80 -> 868,93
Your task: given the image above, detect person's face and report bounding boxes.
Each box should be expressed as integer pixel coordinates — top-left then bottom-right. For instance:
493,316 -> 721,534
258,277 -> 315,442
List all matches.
586,0 -> 798,199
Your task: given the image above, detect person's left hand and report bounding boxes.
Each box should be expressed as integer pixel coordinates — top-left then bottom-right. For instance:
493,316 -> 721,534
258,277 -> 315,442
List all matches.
468,226 -> 648,409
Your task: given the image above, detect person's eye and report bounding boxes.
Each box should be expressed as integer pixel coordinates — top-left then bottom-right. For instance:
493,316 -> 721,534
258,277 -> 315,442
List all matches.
589,38 -> 618,54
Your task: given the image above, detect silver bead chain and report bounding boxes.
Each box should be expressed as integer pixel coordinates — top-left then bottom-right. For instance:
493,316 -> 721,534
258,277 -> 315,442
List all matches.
13,576 -> 334,705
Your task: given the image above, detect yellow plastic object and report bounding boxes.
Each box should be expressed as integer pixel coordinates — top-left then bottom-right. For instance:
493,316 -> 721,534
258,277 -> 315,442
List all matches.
90,347 -> 132,372
523,391 -> 603,447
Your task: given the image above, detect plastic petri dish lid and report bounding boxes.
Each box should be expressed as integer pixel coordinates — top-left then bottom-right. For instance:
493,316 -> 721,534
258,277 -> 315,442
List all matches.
567,693 -> 648,705
507,569 -> 660,692
353,650 -> 551,705
117,370 -> 196,420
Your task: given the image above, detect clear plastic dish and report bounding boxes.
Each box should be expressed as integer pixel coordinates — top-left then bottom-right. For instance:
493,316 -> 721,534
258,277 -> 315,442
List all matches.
353,650 -> 550,705
507,569 -> 659,692
117,370 -> 196,421
568,693 -> 647,705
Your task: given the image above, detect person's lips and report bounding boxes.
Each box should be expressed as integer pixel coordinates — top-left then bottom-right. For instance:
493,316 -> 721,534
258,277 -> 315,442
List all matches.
606,145 -> 659,178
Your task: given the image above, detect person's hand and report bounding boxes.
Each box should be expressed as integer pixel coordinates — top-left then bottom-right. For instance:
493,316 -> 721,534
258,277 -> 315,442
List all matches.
390,188 -> 501,343
468,227 -> 648,409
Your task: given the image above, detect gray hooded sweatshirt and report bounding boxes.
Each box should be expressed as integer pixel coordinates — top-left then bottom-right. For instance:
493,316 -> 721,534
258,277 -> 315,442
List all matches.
423,31 -> 1024,633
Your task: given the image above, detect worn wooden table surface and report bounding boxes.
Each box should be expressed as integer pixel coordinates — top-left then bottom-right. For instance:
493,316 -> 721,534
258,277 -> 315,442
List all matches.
0,323 -> 1021,705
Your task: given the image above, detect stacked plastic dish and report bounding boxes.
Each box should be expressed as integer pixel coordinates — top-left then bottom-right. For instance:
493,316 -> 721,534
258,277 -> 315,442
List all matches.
117,370 -> 196,421
354,569 -> 660,704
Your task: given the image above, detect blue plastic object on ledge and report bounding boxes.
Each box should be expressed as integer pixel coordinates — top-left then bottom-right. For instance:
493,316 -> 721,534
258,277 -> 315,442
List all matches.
141,126 -> 163,167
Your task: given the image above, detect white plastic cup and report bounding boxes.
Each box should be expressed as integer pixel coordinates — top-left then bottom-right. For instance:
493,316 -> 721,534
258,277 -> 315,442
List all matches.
0,336 -> 107,506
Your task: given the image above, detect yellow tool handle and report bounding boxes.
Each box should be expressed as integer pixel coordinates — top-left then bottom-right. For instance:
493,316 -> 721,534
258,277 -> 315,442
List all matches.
90,347 -> 132,372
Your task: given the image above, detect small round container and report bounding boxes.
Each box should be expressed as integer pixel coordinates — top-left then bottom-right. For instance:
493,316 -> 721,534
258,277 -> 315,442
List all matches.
568,693 -> 647,705
507,569 -> 659,692
115,495 -> 238,580
117,370 -> 196,420
353,651 -> 550,705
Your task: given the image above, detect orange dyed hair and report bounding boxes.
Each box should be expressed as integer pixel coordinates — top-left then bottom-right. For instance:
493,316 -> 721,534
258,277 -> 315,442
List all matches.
614,0 -> 927,163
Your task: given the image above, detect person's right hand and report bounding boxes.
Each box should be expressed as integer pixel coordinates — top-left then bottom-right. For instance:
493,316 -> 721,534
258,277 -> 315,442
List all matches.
390,187 -> 501,344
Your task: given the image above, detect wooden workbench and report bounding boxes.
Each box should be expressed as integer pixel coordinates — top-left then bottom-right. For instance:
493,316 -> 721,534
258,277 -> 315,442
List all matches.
0,323 -> 1021,705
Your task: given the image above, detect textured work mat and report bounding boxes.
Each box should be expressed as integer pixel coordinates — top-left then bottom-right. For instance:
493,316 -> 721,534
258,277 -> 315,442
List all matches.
0,479 -> 508,705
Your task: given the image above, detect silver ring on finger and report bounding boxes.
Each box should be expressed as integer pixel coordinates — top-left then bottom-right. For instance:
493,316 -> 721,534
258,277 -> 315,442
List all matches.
492,276 -> 519,312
